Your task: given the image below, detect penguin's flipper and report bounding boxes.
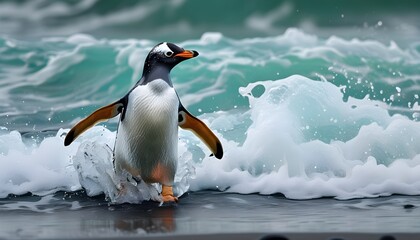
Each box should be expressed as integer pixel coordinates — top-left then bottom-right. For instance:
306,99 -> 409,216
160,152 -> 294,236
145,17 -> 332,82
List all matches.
178,105 -> 223,159
64,100 -> 125,146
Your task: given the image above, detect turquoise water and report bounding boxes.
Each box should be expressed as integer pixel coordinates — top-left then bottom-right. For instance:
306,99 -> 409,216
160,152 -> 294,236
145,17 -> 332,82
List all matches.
0,0 -> 420,202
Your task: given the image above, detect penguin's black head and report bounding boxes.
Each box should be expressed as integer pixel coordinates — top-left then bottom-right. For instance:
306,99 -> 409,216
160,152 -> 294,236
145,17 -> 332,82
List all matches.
144,42 -> 199,73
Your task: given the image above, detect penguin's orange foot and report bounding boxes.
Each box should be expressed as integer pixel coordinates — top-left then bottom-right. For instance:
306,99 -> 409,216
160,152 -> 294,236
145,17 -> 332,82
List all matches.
162,194 -> 178,203
161,185 -> 178,203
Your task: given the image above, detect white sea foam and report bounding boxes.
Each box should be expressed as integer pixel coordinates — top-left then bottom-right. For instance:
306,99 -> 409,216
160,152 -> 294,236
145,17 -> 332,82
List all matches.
190,75 -> 420,199
0,125 -> 195,203
0,129 -> 80,198
1,75 -> 420,201
245,2 -> 293,33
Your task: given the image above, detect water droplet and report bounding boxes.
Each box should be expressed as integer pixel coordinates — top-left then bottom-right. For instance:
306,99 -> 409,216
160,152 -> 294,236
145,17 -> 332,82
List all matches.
390,95 -> 395,101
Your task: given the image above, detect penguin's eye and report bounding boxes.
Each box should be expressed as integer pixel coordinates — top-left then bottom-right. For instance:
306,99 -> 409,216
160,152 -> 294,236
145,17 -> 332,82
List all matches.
164,51 -> 173,57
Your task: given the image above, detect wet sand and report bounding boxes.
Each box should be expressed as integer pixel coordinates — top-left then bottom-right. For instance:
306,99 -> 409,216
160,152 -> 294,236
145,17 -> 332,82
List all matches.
0,191 -> 419,239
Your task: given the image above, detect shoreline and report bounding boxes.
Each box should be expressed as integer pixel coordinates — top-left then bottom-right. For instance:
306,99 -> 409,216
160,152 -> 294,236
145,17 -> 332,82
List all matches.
1,192 -> 420,239
30,232 -> 420,240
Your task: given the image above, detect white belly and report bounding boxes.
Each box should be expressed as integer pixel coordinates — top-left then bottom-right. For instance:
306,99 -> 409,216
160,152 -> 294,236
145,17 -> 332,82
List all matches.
114,79 -> 179,185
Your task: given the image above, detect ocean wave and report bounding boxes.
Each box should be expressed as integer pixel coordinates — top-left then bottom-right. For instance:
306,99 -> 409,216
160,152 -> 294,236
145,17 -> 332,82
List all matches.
191,76 -> 420,199
1,75 -> 420,201
1,29 -> 420,132
1,28 -> 420,201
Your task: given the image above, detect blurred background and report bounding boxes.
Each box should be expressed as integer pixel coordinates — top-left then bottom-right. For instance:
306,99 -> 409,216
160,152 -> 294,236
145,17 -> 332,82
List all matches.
0,0 -> 419,43
0,0 -> 419,132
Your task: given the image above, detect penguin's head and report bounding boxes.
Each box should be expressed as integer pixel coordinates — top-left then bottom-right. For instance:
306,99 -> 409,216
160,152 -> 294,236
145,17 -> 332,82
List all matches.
144,42 -> 199,72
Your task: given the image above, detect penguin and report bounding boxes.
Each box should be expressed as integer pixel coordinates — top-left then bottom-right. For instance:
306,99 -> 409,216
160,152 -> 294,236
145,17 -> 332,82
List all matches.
64,42 -> 223,203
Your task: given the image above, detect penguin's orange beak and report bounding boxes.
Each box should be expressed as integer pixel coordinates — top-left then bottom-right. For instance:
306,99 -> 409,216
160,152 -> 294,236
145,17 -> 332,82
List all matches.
174,50 -> 199,58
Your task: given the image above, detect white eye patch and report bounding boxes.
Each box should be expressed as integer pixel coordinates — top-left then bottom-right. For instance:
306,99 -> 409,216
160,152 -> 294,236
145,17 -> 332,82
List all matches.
152,42 -> 173,56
